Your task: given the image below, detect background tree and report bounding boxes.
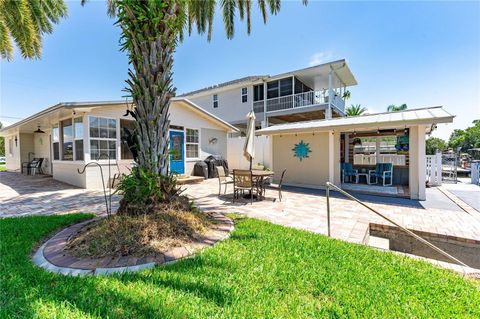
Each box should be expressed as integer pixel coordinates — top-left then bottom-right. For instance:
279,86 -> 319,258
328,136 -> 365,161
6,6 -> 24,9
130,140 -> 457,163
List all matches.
448,119 -> 480,152
387,103 -> 408,112
0,121 -> 4,156
0,0 -> 67,60
345,104 -> 367,116
425,137 -> 446,155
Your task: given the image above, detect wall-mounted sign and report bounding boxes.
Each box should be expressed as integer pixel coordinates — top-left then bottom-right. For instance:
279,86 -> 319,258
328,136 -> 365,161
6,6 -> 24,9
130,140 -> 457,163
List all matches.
292,140 -> 311,161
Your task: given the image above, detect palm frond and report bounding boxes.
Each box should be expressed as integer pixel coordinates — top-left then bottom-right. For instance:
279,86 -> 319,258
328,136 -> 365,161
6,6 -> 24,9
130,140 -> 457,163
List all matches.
221,0 -> 236,39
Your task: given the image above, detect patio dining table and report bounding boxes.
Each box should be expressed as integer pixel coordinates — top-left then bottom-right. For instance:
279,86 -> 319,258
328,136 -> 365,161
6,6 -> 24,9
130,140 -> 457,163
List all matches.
251,170 -> 275,200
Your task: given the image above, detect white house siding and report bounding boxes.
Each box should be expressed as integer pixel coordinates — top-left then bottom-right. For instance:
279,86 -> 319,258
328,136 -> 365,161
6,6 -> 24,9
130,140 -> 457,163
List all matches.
188,85 -> 255,125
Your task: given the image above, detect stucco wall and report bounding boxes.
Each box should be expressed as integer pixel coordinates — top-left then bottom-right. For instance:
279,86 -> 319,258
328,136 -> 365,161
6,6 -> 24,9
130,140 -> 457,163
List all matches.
409,125 -> 426,200
272,132 -> 330,188
188,86 -> 254,125
53,162 -> 87,188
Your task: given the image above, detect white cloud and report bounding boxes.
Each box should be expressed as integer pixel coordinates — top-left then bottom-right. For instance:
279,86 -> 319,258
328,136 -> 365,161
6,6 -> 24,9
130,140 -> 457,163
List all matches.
308,51 -> 333,66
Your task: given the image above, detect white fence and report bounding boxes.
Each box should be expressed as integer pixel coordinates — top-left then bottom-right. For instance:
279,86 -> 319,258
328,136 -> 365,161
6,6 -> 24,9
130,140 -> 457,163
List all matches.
472,161 -> 480,185
227,136 -> 272,170
426,153 -> 442,186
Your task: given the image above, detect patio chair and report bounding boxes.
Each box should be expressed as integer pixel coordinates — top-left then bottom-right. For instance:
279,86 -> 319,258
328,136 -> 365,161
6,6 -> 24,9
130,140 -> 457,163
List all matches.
341,162 -> 358,183
368,163 -> 393,186
269,168 -> 287,202
27,158 -> 44,175
216,166 -> 233,196
233,169 -> 257,204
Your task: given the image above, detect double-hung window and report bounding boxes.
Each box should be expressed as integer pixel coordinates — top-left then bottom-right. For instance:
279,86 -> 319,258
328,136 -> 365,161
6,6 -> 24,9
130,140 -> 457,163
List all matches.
241,87 -> 248,103
74,117 -> 84,161
60,119 -> 73,160
213,94 -> 218,108
52,125 -> 59,160
89,116 -> 117,160
186,128 -> 199,159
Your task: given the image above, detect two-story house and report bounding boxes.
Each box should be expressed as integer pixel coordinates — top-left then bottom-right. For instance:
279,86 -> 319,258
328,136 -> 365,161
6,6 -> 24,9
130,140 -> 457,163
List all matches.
179,59 -> 357,130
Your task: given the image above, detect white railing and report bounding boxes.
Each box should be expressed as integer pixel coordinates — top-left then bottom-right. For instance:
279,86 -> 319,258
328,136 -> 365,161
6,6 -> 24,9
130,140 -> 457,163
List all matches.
263,90 -> 345,113
426,153 -> 442,186
353,154 -> 406,166
253,100 -> 264,114
330,90 -> 345,112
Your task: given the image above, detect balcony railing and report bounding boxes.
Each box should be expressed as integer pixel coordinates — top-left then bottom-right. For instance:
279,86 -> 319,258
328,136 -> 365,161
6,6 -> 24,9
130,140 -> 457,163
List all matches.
253,90 -> 345,114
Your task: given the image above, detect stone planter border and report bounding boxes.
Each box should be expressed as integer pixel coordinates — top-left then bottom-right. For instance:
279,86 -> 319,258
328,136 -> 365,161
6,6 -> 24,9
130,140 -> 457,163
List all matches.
32,212 -> 234,276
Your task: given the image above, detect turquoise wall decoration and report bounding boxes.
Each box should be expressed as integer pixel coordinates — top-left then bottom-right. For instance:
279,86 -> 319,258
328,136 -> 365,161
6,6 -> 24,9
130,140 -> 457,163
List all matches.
292,140 -> 311,161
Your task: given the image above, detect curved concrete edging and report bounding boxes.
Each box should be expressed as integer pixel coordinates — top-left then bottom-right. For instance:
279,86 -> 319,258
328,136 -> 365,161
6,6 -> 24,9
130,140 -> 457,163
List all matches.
32,213 -> 234,276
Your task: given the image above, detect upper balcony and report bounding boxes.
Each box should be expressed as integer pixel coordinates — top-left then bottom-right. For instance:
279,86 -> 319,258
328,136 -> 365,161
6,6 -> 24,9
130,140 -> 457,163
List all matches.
252,59 -> 357,123
253,89 -> 345,115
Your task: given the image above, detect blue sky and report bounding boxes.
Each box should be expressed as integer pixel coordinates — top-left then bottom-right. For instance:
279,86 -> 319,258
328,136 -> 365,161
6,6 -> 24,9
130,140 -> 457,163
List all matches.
1,0 -> 479,140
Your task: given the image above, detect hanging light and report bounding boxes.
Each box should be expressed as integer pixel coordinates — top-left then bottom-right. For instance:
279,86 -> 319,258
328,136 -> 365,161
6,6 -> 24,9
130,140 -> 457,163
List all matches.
34,125 -> 45,134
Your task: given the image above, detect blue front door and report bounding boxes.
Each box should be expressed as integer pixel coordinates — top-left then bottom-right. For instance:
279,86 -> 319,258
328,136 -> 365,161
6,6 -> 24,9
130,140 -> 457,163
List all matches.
169,130 -> 185,175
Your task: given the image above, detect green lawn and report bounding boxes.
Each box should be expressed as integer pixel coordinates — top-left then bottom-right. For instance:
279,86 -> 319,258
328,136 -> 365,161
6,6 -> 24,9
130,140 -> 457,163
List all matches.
0,164 -> 6,171
1,214 -> 479,318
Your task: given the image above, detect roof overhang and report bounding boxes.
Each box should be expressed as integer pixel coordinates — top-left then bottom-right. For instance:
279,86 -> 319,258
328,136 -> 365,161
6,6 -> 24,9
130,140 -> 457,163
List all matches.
0,99 -> 238,136
270,59 -> 358,90
257,106 -> 454,136
171,98 -> 239,132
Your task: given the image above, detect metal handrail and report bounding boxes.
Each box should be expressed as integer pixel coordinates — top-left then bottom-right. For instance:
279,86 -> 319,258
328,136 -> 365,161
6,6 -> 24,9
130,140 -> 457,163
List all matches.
325,182 -> 469,267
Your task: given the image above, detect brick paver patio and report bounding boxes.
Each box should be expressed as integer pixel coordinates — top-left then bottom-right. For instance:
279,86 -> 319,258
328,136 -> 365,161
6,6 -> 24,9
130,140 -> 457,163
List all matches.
0,172 -> 118,217
2,171 -> 479,247
183,179 -> 480,245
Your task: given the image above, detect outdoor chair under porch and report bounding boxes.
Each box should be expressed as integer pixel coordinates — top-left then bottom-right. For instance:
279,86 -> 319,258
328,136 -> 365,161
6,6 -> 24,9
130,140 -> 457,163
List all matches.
368,163 -> 393,186
233,169 -> 259,204
341,163 -> 358,183
21,158 -> 44,175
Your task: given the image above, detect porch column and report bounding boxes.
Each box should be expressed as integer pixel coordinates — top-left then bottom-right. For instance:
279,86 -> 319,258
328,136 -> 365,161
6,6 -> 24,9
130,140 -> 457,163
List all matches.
344,134 -> 349,163
328,130 -> 341,185
409,125 -> 426,200
263,81 -> 267,128
326,71 -> 333,120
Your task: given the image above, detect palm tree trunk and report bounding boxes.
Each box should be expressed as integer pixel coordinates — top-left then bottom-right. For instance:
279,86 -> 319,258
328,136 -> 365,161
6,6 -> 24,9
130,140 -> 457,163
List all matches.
119,1 -> 181,176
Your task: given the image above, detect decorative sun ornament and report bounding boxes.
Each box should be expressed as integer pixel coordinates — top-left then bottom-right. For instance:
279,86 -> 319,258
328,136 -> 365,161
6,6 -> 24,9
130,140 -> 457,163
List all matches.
292,140 -> 311,161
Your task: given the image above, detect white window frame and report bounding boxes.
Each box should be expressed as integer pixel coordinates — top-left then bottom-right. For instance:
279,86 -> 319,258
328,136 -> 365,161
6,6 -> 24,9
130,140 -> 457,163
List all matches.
52,124 -> 60,161
60,118 -> 74,161
88,115 -> 118,161
8,138 -> 13,156
185,128 -> 200,160
74,117 -> 84,161
213,94 -> 218,108
241,87 -> 248,103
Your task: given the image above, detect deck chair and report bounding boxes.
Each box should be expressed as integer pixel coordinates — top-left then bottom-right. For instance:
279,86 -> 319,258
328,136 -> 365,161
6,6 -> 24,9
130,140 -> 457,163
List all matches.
368,163 -> 393,186
341,162 -> 358,183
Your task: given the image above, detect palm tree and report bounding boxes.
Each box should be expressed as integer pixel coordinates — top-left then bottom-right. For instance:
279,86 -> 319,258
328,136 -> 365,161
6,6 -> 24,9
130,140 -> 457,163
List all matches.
0,0 -> 67,60
98,0 -> 308,176
387,104 -> 408,112
3,0 -> 308,176
345,104 -> 367,116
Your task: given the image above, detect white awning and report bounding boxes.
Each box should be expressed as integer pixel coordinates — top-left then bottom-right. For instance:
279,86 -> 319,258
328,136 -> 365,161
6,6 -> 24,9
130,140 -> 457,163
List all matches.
257,106 -> 454,135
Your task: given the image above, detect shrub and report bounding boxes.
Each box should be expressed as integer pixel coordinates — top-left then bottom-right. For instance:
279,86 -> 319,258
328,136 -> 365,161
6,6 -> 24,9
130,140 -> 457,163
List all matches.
115,167 -> 185,215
